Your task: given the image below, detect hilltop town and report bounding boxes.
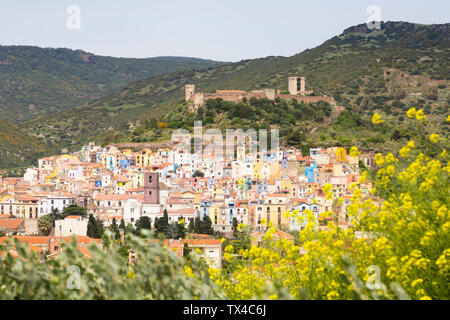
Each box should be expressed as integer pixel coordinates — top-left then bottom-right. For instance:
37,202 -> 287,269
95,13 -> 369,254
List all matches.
0,136 -> 377,267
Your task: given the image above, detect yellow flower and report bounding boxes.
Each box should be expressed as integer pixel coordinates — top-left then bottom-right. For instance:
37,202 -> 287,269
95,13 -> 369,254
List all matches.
420,296 -> 431,300
415,109 -> 426,120
372,113 -> 384,124
127,269 -> 136,279
349,146 -> 360,157
221,237 -> 226,243
407,107 -> 416,119
385,153 -> 396,163
178,218 -> 185,225
374,153 -> 384,166
323,183 -> 332,194
447,115 -> 450,122
399,146 -> 410,158
407,141 -> 415,149
184,266 -> 195,277
327,291 -> 339,300
386,165 -> 395,177
429,134 -> 439,144
411,279 -> 423,288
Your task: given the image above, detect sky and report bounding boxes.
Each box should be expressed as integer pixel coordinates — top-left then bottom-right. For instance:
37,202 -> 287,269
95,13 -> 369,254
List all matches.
0,0 -> 448,62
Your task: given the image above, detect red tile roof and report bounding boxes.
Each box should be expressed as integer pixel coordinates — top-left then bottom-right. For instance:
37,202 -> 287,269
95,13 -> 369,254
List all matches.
0,219 -> 24,230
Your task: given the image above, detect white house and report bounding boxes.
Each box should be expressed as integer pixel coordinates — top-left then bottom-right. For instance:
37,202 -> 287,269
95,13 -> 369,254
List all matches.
55,215 -> 88,237
38,195 -> 73,217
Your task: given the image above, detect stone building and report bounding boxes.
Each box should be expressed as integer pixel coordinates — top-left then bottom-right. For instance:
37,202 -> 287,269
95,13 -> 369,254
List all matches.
185,77 -> 335,112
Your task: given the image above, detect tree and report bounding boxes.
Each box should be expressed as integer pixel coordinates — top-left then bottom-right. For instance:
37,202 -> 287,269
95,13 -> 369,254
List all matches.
183,242 -> 191,259
200,216 -> 214,235
135,216 -> 152,236
192,170 -> 204,178
232,223 -> 251,252
119,219 -> 125,230
188,218 -> 195,233
176,216 -> 186,239
154,210 -> 169,236
232,217 -> 239,238
166,223 -> 178,239
109,217 -> 120,240
38,214 -> 53,236
50,208 -> 62,225
62,201 -> 87,218
125,223 -> 135,235
87,214 -> 101,239
193,216 -> 202,234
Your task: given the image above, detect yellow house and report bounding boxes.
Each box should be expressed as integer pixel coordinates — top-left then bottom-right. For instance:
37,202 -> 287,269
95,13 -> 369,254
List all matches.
136,149 -> 153,167
0,195 -> 39,219
98,153 -> 108,168
252,161 -> 262,180
280,178 -> 292,193
209,203 -> 224,225
269,163 -> 281,181
333,164 -> 343,176
336,147 -> 346,162
262,194 -> 288,230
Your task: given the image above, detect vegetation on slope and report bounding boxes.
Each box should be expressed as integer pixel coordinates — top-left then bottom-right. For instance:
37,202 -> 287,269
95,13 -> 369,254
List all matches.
0,119 -> 56,175
0,45 -> 223,121
27,21 -> 449,157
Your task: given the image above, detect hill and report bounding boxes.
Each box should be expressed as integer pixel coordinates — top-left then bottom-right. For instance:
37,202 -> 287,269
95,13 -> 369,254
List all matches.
0,119 -> 56,175
0,45 -> 223,121
29,21 -> 449,156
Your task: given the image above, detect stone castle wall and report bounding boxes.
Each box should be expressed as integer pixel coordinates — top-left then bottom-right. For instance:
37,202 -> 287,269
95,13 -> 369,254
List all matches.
186,77 -> 336,112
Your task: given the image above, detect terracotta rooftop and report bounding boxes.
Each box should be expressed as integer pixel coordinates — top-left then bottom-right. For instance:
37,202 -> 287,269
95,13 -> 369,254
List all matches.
0,219 -> 24,230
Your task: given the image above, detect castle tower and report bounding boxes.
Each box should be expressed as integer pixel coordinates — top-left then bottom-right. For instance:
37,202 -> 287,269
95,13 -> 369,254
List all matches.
185,84 -> 195,102
300,77 -> 306,94
288,77 -> 306,95
143,172 -> 159,204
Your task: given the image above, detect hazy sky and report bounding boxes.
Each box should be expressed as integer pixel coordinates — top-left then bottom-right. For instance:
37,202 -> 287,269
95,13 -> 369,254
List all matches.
0,0 -> 448,62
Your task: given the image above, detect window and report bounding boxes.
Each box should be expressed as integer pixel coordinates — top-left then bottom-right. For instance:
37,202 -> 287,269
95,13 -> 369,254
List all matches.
149,175 -> 152,183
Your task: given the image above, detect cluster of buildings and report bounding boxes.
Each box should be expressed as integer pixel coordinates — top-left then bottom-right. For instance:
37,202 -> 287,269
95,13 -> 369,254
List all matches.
0,138 -> 377,268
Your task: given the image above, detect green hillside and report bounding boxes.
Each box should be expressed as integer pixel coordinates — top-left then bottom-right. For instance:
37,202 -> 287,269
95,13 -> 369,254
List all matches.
0,119 -> 56,175
0,45 -> 223,121
29,21 -> 449,156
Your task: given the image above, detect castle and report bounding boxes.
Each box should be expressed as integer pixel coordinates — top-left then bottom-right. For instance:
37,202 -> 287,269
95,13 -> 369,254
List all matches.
185,77 -> 335,112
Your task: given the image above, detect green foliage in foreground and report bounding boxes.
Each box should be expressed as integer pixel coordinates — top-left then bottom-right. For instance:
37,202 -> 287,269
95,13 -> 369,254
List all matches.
0,230 -> 224,299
